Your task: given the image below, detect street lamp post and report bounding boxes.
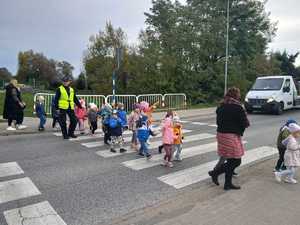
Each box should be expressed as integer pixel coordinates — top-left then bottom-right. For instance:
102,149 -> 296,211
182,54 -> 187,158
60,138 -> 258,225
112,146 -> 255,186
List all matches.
224,0 -> 230,95
112,47 -> 122,105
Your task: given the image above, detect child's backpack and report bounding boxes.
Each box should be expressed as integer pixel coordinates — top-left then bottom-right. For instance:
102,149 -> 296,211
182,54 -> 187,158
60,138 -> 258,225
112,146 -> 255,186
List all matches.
277,127 -> 290,150
109,118 -> 120,129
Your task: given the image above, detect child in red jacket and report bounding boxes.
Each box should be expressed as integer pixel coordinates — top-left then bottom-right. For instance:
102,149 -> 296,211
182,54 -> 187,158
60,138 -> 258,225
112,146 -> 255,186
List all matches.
75,98 -> 87,134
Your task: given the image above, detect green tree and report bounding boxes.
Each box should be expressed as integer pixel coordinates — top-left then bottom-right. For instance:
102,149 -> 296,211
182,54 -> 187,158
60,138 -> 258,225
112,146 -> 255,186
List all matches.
56,61 -> 74,78
0,67 -> 13,82
142,0 -> 277,102
84,22 -> 130,95
75,72 -> 87,90
273,51 -> 299,77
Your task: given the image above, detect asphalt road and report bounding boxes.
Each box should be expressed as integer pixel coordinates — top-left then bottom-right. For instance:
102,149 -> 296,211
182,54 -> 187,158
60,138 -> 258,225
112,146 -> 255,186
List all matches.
1,109 -> 300,225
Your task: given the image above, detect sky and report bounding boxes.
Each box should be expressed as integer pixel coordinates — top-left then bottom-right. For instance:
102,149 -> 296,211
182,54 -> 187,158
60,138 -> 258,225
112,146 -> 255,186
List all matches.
0,0 -> 299,76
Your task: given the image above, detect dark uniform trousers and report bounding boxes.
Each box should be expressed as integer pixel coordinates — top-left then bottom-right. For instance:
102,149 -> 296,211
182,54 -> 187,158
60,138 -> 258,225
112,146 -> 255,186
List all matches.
58,107 -> 78,138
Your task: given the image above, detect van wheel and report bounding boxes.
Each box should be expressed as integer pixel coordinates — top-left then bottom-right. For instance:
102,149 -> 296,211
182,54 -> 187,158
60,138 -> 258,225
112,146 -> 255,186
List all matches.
276,103 -> 284,115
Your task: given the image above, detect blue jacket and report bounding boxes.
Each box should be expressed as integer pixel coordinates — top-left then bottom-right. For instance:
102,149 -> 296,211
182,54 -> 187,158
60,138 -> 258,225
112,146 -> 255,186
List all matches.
117,109 -> 127,127
137,125 -> 151,142
36,103 -> 46,117
108,117 -> 123,136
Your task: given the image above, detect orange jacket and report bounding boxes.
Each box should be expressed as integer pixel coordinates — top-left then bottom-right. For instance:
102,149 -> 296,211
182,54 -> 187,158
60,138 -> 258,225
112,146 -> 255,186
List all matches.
173,125 -> 183,144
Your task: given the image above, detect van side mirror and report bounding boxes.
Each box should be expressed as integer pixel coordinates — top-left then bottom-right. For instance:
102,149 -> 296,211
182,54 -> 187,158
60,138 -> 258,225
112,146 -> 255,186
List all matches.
283,87 -> 290,93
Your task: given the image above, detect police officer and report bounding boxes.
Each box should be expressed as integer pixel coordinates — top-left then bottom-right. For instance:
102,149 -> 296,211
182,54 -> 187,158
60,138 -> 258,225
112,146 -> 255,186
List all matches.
55,76 -> 82,139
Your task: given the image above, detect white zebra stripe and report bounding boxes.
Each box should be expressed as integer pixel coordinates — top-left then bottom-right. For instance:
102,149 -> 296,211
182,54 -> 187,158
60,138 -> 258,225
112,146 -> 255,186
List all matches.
158,146 -> 277,189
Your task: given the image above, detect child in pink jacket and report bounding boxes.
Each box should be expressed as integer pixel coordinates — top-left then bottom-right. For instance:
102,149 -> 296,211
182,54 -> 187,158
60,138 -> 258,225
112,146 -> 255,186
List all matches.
162,110 -> 174,168
75,98 -> 87,134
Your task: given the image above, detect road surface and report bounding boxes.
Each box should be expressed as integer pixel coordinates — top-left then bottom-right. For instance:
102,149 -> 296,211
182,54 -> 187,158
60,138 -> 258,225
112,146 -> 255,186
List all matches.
0,109 -> 299,225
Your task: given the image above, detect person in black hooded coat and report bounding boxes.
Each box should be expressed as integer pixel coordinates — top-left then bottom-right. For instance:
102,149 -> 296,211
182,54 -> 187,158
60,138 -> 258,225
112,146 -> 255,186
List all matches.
3,80 -> 26,130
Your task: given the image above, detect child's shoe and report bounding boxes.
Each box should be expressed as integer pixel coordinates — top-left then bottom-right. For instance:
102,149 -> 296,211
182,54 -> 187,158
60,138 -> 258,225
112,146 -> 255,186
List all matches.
274,172 -> 282,182
120,148 -> 127,153
138,152 -> 144,157
167,162 -> 174,168
161,160 -> 168,166
174,157 -> 182,162
110,148 -> 117,153
284,178 -> 298,184
38,127 -> 45,131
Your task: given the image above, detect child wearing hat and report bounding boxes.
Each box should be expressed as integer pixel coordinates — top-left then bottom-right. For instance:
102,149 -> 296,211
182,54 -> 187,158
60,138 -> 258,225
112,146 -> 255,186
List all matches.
275,123 -> 300,184
88,103 -> 98,135
275,119 -> 298,172
173,116 -> 184,161
108,110 -> 127,153
35,96 -> 47,131
75,98 -> 87,134
137,115 -> 154,159
117,103 -> 128,130
99,103 -> 113,145
128,104 -> 141,151
161,110 -> 174,168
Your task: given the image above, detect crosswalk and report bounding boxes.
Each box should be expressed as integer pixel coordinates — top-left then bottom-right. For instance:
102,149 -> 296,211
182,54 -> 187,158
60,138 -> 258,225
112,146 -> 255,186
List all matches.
0,162 -> 67,225
0,124 -> 278,224
51,126 -> 277,191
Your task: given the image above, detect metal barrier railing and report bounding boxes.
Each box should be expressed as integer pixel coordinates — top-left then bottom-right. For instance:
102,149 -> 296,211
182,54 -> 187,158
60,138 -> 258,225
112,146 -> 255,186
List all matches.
137,94 -> 164,108
164,93 -> 187,110
106,95 -> 137,112
77,95 -> 106,109
33,93 -> 187,114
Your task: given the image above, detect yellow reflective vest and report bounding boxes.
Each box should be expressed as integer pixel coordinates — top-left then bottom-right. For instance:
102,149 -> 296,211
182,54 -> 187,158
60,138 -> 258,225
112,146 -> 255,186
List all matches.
58,85 -> 75,110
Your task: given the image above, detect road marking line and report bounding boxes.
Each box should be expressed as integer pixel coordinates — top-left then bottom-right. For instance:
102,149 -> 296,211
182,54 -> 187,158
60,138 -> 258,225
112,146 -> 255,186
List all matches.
0,162 -> 24,178
68,134 -> 103,141
82,136 -> 132,148
122,134 -> 219,169
96,132 -> 212,158
4,201 -> 67,225
191,122 -> 209,126
158,146 -> 277,189
208,124 -> 217,127
53,129 -> 102,137
0,177 -> 41,204
179,120 -> 190,123
82,129 -> 193,149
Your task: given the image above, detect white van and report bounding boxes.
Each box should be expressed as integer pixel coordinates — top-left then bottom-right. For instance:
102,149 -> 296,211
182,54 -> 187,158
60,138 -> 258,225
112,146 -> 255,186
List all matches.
245,76 -> 300,115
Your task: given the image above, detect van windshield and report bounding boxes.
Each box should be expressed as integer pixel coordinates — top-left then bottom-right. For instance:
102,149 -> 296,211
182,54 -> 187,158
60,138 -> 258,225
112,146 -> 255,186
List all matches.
251,78 -> 284,91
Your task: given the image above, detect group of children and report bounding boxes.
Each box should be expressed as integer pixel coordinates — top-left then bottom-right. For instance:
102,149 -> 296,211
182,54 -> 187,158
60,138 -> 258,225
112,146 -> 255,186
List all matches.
127,103 -> 184,167
35,97 -> 185,164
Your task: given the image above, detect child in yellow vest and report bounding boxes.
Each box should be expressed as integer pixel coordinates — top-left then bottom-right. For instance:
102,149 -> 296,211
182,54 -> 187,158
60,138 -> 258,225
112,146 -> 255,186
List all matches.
173,116 -> 183,161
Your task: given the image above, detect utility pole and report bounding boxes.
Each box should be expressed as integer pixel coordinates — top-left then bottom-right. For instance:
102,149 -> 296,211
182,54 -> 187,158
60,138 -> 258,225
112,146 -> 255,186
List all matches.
112,47 -> 122,106
224,0 -> 230,95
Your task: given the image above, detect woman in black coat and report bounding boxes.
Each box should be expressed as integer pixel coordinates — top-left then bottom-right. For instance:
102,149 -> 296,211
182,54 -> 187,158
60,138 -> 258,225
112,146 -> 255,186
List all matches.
3,80 -> 27,130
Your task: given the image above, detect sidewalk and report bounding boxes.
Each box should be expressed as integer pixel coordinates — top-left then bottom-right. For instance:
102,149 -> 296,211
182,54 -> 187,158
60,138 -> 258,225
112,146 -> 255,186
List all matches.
109,159 -> 299,225
0,107 -> 216,136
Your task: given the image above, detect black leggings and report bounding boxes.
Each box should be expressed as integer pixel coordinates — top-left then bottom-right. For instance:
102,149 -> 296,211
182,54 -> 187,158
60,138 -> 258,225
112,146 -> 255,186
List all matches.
90,121 -> 98,134
275,148 -> 286,171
